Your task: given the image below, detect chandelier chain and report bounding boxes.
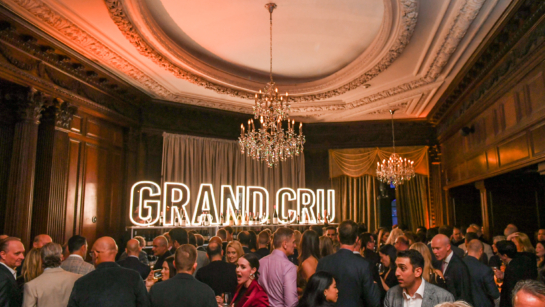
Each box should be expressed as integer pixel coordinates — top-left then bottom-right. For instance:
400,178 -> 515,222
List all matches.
390,110 -> 396,153
270,8 -> 273,83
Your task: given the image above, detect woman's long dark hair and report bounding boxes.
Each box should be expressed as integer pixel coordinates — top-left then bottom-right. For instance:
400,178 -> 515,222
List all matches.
248,230 -> 258,251
297,271 -> 335,307
165,255 -> 176,279
299,230 -> 320,264
379,244 -> 397,269
241,253 -> 261,281
537,241 -> 545,269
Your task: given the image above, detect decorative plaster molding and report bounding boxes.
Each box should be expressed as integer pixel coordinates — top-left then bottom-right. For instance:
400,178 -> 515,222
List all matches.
3,0 -> 486,117
106,0 -> 418,103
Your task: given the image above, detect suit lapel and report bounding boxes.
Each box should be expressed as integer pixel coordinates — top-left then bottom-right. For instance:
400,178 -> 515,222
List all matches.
0,263 -> 16,281
422,283 -> 435,307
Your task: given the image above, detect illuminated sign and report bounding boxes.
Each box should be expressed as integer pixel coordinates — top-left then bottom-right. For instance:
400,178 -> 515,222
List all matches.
130,181 -> 335,226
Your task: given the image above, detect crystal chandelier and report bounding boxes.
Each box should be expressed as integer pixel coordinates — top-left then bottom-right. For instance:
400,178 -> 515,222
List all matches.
376,110 -> 415,188
239,3 -> 305,168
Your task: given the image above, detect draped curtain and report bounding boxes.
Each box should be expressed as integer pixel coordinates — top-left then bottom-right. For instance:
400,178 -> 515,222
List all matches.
331,175 -> 379,231
162,133 -> 305,220
329,146 -> 429,231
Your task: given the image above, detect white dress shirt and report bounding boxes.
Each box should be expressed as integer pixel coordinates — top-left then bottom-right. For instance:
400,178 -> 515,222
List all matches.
403,278 -> 426,307
442,251 -> 454,274
0,261 -> 17,279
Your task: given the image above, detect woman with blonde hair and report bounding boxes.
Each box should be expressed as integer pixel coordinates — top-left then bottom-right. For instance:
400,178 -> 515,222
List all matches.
21,248 -> 43,283
319,236 -> 335,258
510,232 -> 535,253
225,241 -> 244,265
510,232 -> 538,268
409,242 -> 446,288
385,228 -> 404,245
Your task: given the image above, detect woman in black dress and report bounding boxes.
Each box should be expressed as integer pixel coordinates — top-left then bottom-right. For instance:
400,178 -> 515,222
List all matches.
297,271 -> 338,307
379,244 -> 399,292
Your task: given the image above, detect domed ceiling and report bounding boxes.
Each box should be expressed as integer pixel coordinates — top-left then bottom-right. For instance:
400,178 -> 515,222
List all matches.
2,0 -> 513,122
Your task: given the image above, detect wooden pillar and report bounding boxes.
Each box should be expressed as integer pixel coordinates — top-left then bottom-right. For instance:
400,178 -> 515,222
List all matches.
475,180 -> 490,241
32,99 -> 76,244
4,88 -> 44,248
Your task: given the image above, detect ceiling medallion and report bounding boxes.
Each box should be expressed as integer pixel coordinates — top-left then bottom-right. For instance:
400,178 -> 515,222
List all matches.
376,110 -> 415,188
239,3 -> 305,168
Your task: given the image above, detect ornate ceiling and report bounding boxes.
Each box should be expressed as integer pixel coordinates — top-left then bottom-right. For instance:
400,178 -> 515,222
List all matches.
0,0 -> 512,122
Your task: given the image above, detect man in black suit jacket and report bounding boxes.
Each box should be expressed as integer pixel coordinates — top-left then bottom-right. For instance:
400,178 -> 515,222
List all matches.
316,220 -> 380,307
0,237 -> 25,307
431,234 -> 473,305
495,240 -> 538,307
254,231 -> 270,259
238,231 -> 252,254
150,244 -> 217,307
196,242 -> 237,295
151,236 -> 172,270
68,237 -> 149,307
463,239 -> 499,307
117,239 -> 151,279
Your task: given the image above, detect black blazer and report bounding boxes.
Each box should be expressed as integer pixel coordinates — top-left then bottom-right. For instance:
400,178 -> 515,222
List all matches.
463,255 -> 499,307
316,249 -> 380,307
254,248 -> 270,259
117,256 -> 151,279
149,273 -> 217,307
500,253 -> 538,307
153,250 -> 172,271
68,262 -> 150,307
195,260 -> 237,295
0,264 -> 21,307
443,253 -> 474,306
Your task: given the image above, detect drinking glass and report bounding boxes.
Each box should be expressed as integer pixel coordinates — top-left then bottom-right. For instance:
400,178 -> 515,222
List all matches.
222,292 -> 232,306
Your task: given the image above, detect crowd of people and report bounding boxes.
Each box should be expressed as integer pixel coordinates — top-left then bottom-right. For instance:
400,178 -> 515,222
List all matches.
1,221 -> 545,307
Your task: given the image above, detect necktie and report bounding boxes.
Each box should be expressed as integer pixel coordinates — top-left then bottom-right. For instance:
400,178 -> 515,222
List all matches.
441,261 -> 447,273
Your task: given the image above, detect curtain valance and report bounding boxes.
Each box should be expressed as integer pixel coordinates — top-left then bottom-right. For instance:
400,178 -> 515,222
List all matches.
329,146 -> 429,178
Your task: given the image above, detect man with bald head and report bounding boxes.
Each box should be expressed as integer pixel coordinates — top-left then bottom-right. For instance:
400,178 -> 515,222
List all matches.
152,235 -> 171,270
33,234 -> 53,249
117,239 -> 151,279
196,241 -> 237,295
68,236 -> 150,307
0,237 -> 25,307
431,234 -> 473,305
463,239 -> 499,307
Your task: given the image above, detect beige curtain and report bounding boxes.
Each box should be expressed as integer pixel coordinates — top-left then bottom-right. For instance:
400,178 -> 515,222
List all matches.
329,146 -> 429,178
162,133 -> 305,220
396,174 -> 429,230
328,146 -> 430,231
331,175 -> 379,231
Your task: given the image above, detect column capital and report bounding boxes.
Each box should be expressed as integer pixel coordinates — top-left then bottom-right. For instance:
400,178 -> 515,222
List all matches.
14,87 -> 45,123
54,101 -> 77,130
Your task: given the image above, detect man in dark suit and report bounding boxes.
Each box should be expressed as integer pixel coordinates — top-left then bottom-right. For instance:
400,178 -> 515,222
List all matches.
68,236 -> 149,307
254,231 -> 270,259
196,242 -> 237,295
316,220 -> 380,307
0,237 -> 25,307
151,236 -> 171,270
431,234 -> 473,305
238,231 -> 252,254
463,239 -> 499,307
117,239 -> 151,279
149,244 -> 217,307
495,240 -> 538,307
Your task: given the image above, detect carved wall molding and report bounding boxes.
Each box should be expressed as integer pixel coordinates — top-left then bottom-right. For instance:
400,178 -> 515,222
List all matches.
115,0 -> 417,102
434,1 -> 545,137
2,0 -> 492,117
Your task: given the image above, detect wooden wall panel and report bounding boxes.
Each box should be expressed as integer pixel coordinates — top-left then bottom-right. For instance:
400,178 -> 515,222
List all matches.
497,133 -> 529,167
0,124 -> 14,230
442,58 -> 545,188
65,139 -> 81,240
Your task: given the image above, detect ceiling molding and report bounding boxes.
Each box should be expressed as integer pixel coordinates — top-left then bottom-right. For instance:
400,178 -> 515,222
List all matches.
106,0 -> 419,102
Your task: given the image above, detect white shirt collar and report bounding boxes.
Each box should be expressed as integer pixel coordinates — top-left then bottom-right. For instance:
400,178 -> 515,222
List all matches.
444,251 -> 454,264
128,255 -> 139,259
68,254 -> 83,260
403,278 -> 426,300
0,262 -> 16,279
